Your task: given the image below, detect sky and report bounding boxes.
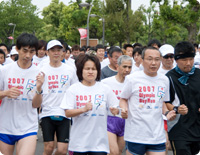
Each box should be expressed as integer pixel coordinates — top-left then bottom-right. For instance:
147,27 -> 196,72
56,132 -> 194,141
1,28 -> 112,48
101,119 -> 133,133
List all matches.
32,0 -> 151,17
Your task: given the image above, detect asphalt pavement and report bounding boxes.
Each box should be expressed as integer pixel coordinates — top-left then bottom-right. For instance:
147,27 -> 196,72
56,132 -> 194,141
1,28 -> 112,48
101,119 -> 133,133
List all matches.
34,128 -> 173,155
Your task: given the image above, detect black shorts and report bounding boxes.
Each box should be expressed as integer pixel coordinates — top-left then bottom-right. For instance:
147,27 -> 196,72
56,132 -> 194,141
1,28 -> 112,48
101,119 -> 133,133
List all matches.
40,116 -> 70,143
170,140 -> 200,155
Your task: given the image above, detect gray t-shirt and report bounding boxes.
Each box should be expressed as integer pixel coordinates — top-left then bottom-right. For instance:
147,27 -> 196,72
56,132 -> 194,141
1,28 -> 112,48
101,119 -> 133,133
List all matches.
101,65 -> 118,80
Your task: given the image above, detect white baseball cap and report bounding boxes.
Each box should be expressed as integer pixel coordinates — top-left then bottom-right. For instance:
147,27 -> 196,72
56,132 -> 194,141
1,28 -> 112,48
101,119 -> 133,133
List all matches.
47,40 -> 63,50
159,44 -> 174,56
10,46 -> 18,56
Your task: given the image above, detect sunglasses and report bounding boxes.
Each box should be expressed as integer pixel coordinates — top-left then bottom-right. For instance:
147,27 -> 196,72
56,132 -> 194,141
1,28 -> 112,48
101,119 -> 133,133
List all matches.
163,54 -> 174,59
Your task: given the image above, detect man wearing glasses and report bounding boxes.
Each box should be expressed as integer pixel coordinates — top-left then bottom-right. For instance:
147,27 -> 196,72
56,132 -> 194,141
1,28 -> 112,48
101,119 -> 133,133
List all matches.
158,44 -> 175,74
119,47 -> 176,155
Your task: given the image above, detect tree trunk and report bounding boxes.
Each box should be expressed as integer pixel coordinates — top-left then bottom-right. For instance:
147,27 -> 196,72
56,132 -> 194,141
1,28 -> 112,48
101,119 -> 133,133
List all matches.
187,23 -> 197,43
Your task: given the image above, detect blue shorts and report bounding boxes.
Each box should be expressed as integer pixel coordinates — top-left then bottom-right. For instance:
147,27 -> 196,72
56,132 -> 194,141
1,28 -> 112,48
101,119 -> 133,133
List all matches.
107,116 -> 125,137
0,132 -> 37,145
126,141 -> 166,155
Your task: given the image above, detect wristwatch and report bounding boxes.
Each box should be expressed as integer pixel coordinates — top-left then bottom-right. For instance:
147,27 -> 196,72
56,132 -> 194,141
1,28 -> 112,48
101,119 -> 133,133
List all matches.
164,111 -> 170,116
173,106 -> 179,114
36,90 -> 43,95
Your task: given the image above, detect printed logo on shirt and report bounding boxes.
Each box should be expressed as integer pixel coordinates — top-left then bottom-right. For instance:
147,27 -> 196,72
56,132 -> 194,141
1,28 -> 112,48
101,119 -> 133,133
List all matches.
60,75 -> 69,87
94,94 -> 104,110
138,104 -> 144,109
157,86 -> 165,100
33,62 -> 39,66
138,86 -> 156,104
8,78 -> 25,94
154,106 -> 159,109
48,75 -> 59,91
113,90 -> 121,100
26,79 -> 36,94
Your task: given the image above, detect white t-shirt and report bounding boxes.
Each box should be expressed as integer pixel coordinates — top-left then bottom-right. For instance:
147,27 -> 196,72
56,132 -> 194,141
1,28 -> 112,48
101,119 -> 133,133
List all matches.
101,58 -> 110,69
102,76 -> 124,115
195,54 -> 200,68
131,63 -> 143,73
120,71 -> 170,144
3,57 -> 13,65
157,67 -> 170,75
39,63 -> 78,119
32,55 -> 47,66
65,58 -> 76,70
38,56 -> 49,68
60,82 -> 119,153
0,62 -> 39,135
158,63 -> 175,75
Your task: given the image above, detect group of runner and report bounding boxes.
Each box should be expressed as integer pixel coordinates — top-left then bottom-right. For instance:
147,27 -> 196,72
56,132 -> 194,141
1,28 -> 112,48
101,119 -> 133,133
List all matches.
0,33 -> 200,155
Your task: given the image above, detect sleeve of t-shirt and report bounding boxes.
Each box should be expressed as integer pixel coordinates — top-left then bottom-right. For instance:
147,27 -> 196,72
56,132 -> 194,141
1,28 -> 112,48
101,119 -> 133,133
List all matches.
101,68 -> 106,80
60,88 -> 76,110
106,86 -> 119,108
120,77 -> 132,99
0,68 -> 4,91
165,74 -> 175,104
71,69 -> 79,84
163,77 -> 170,102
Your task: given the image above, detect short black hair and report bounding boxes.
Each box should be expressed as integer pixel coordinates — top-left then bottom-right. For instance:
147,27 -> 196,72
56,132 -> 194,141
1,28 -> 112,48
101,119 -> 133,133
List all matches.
175,41 -> 195,56
109,47 -> 123,57
193,43 -> 198,49
133,43 -> 143,49
0,43 -> 9,52
58,39 -> 68,51
16,33 -> 38,51
132,47 -> 143,57
147,39 -> 161,48
80,47 -> 86,53
123,44 -> 133,50
142,46 -> 161,59
38,40 -> 47,50
72,44 -> 80,51
0,49 -> 6,60
96,44 -> 104,51
75,54 -> 101,82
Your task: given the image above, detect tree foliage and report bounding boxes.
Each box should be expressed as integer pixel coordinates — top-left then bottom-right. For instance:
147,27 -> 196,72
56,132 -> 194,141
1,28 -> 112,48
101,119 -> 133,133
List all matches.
151,0 -> 200,43
0,0 -> 43,45
2,0 -> 200,47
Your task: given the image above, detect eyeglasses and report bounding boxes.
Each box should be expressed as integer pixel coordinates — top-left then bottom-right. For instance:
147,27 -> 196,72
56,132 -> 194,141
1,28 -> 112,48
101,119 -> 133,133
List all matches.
163,54 -> 174,59
144,58 -> 161,63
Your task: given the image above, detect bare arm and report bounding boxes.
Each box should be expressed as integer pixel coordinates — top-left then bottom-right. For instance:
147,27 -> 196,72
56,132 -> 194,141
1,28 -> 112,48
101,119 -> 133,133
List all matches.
166,102 -> 188,115
32,72 -> 45,108
163,102 -> 170,114
164,102 -> 176,121
119,98 -> 128,119
65,101 -> 92,117
0,87 -> 21,100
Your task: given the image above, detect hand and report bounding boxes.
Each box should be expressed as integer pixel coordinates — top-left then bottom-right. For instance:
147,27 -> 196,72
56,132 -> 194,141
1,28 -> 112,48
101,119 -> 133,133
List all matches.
178,104 -> 188,115
83,101 -> 93,112
121,108 -> 128,119
6,87 -> 21,99
166,110 -> 176,121
110,107 -> 119,116
36,72 -> 45,91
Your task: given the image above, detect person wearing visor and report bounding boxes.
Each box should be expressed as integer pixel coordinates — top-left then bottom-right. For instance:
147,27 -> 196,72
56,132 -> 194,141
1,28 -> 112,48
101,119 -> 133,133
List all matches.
165,41 -> 200,155
39,40 -> 78,155
10,46 -> 19,61
158,44 -> 175,74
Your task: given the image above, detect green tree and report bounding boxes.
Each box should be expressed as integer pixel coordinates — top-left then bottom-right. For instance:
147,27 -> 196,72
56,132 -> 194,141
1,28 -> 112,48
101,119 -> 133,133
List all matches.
0,0 -> 43,45
103,0 -> 144,47
36,0 -> 66,41
152,0 -> 200,43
